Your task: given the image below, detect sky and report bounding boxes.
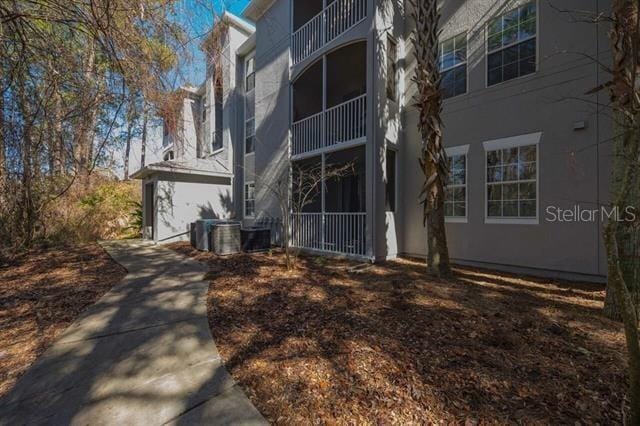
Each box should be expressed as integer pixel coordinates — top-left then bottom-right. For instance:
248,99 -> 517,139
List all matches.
173,0 -> 251,86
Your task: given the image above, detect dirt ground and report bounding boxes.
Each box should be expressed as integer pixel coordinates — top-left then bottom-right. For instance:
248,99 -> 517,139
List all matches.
170,243 -> 627,424
0,243 -> 126,397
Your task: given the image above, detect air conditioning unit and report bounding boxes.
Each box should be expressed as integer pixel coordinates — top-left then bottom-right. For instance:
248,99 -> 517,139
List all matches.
194,219 -> 219,251
211,222 -> 241,255
241,227 -> 271,252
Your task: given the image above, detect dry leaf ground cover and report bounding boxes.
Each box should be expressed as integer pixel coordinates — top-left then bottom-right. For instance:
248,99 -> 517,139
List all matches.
169,243 -> 627,424
0,244 -> 126,397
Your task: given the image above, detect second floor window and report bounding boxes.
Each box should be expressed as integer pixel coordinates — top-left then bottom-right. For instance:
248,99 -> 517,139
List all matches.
439,33 -> 467,99
245,55 -> 256,154
245,57 -> 255,92
386,36 -> 397,101
487,2 -> 537,86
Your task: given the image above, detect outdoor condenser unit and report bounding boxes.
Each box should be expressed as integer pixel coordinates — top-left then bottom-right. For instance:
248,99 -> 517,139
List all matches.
210,222 -> 241,255
194,219 -> 219,251
241,227 -> 271,252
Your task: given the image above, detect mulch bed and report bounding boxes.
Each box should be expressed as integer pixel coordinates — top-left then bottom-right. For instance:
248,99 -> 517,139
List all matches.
0,243 -> 126,397
169,243 -> 627,424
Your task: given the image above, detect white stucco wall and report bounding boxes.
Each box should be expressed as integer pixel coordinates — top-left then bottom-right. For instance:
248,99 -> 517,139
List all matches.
153,174 -> 233,243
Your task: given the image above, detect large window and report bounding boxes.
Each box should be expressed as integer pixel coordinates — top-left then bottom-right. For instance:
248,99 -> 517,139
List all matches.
245,55 -> 256,154
445,147 -> 467,219
439,33 -> 467,99
386,36 -> 397,101
486,143 -> 537,219
385,148 -> 396,212
487,2 -> 536,86
244,182 -> 255,218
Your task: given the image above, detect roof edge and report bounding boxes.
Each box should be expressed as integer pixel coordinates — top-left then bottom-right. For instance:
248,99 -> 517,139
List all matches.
242,0 -> 275,21
222,11 -> 255,35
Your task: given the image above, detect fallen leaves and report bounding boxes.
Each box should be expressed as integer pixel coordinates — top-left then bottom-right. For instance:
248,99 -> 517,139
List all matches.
169,243 -> 628,424
0,243 -> 126,397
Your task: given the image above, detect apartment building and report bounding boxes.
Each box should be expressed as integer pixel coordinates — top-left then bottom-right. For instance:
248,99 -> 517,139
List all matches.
135,1 -> 613,281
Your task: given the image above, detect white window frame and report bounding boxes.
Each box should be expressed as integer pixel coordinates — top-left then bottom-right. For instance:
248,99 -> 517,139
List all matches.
485,0 -> 539,88
439,32 -> 468,99
445,144 -> 469,223
244,181 -> 255,219
244,54 -> 256,156
483,132 -> 541,225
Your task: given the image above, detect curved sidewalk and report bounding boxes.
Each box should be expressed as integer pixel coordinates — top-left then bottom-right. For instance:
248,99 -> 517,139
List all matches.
0,240 -> 266,425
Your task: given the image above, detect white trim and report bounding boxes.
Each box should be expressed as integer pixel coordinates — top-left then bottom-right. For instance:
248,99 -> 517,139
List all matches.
482,131 -> 541,151
439,31 -> 469,100
444,145 -> 469,223
484,0 -> 539,88
244,181 -> 256,219
445,144 -> 470,157
485,217 -> 539,225
483,134 -> 541,224
244,53 -> 256,156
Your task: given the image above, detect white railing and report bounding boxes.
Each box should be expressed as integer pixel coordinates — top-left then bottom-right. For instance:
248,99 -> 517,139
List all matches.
291,212 -> 366,256
325,94 -> 366,147
325,0 -> 367,43
292,94 -> 367,156
292,11 -> 324,65
292,110 -> 323,155
291,0 -> 367,65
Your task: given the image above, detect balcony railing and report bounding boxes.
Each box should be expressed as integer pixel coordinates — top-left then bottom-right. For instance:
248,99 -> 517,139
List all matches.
291,212 -> 366,256
292,0 -> 367,65
292,94 -> 366,156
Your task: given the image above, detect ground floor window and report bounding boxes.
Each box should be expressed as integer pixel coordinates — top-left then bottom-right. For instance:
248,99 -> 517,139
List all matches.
486,143 -> 537,219
244,182 -> 255,218
445,145 -> 468,220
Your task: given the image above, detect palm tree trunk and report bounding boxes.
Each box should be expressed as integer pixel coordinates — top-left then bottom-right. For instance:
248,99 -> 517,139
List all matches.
410,0 -> 452,277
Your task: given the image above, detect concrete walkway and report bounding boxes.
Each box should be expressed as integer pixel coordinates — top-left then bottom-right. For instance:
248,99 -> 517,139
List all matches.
0,240 -> 266,426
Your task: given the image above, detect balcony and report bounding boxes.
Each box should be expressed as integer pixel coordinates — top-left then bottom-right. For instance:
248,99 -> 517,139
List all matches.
291,212 -> 366,256
290,145 -> 367,257
292,0 -> 367,65
292,94 -> 366,156
291,41 -> 366,157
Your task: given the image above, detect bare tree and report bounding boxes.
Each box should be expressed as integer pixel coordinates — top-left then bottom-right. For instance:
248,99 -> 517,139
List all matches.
260,161 -> 354,271
596,1 -> 640,422
410,0 -> 452,277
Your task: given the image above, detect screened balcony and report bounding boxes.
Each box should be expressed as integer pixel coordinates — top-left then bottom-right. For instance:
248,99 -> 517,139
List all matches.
292,41 -> 367,157
292,0 -> 367,64
290,145 -> 367,257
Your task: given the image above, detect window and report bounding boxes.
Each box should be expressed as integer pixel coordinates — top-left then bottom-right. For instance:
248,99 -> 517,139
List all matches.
245,57 -> 255,92
213,76 -> 223,151
202,100 -> 207,122
487,2 -> 537,86
445,147 -> 468,219
486,143 -> 537,219
386,36 -> 397,101
244,182 -> 255,218
385,148 -> 396,212
163,150 -> 174,161
244,55 -> 256,154
439,33 -> 467,99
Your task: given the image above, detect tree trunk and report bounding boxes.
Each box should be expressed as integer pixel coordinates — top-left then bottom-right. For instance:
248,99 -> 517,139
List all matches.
74,39 -> 97,176
140,104 -> 148,168
123,116 -> 134,180
411,0 -> 452,277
